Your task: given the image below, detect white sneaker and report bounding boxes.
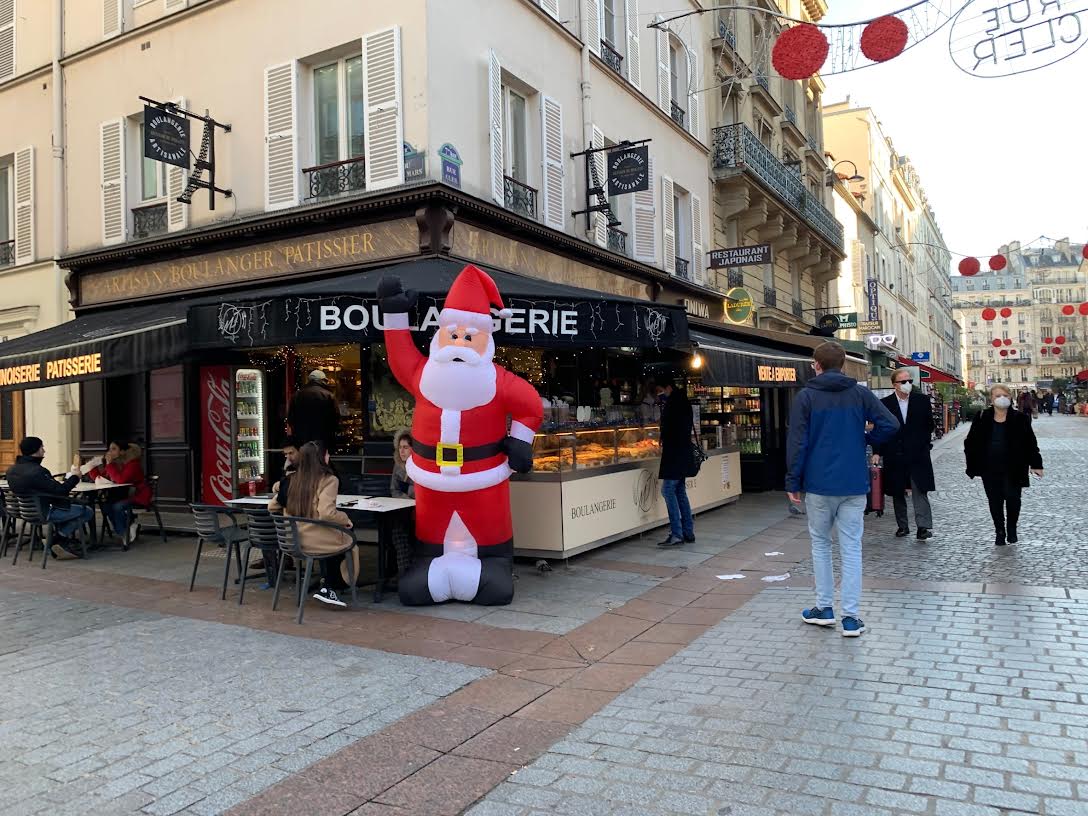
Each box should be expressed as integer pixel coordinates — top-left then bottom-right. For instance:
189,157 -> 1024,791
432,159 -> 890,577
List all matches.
313,587 -> 347,608
126,522 -> 140,545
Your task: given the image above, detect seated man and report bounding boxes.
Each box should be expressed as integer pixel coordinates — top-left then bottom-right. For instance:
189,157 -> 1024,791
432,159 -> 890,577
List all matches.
5,437 -> 92,560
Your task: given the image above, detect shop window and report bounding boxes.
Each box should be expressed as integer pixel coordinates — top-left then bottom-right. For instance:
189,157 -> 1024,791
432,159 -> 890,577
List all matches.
149,366 -> 185,441
306,54 -> 365,199
295,344 -> 364,454
367,342 -> 413,439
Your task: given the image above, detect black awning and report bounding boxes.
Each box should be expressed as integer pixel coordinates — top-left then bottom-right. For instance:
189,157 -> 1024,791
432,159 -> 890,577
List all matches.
187,257 -> 688,351
692,330 -> 814,388
0,302 -> 192,392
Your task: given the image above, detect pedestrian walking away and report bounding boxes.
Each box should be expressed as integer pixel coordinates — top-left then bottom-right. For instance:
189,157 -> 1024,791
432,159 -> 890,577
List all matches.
785,342 -> 898,637
872,370 -> 936,540
656,375 -> 696,548
964,384 -> 1044,546
286,370 -> 341,452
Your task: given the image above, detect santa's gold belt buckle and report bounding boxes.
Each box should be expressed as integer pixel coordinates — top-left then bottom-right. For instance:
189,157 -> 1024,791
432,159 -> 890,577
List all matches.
436,443 -> 464,467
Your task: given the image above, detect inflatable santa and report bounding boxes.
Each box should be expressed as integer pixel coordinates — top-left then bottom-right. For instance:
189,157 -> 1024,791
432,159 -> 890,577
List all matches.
377,265 -> 543,605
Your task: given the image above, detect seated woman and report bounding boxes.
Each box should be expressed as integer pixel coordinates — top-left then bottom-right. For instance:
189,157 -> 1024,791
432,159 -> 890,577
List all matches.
268,441 -> 358,608
388,430 -> 415,578
88,441 -> 152,545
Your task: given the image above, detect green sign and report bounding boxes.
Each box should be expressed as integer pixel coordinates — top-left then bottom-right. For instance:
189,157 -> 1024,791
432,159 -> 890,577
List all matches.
817,312 -> 858,331
724,287 -> 754,323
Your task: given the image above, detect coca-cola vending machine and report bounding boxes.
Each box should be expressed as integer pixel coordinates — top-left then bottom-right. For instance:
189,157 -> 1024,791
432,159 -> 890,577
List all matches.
200,366 -> 268,504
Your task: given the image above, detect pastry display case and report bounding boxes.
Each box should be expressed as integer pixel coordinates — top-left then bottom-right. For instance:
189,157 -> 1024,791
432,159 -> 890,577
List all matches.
530,426 -> 660,473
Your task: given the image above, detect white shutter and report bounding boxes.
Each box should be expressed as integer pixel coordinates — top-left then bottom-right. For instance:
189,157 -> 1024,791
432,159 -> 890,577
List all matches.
103,0 -> 123,38
487,49 -> 504,205
540,95 -> 565,230
690,193 -> 704,285
539,0 -> 559,18
0,0 -> 14,81
13,146 -> 33,264
100,119 -> 126,245
584,0 -> 602,56
661,174 -> 675,275
164,0 -> 187,9
655,17 -> 669,113
264,61 -> 298,211
624,0 -> 640,90
591,125 -> 606,247
632,155 -> 655,263
363,26 -> 405,191
167,97 -> 188,232
687,46 -> 700,139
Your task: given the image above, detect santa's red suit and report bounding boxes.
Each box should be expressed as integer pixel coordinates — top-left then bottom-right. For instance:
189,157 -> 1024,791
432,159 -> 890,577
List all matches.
380,265 -> 543,605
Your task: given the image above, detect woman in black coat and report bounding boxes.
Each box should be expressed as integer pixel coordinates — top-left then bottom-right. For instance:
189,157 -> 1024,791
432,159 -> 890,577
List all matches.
964,384 -> 1044,546
657,378 -> 695,548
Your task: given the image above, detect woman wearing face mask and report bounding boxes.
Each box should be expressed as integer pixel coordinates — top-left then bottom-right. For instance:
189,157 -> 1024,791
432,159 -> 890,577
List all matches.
964,384 -> 1044,546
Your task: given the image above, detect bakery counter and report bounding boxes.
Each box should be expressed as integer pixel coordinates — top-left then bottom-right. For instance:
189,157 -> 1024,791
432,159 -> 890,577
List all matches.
511,444 -> 742,560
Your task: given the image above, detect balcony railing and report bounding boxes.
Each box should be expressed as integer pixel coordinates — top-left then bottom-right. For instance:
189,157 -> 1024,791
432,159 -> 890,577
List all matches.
727,268 -> 744,288
303,156 -> 366,200
503,175 -> 538,220
792,298 -> 803,318
607,226 -> 627,255
717,18 -> 737,50
670,100 -> 686,129
675,257 -> 691,280
601,39 -> 623,75
784,105 -> 797,127
755,70 -> 770,92
132,203 -> 168,239
0,239 -> 13,268
712,123 -> 844,250
807,134 -> 820,152
763,286 -> 777,308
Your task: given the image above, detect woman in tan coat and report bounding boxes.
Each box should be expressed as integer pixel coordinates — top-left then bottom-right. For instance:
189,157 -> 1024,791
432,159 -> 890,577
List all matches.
268,441 -> 358,608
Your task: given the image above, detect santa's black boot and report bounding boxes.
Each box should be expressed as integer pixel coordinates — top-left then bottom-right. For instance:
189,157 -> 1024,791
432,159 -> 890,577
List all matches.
473,555 -> 515,606
398,558 -> 437,605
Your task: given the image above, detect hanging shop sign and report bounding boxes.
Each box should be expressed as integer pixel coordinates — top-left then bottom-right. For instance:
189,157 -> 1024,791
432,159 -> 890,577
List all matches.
816,312 -> 858,331
724,288 -> 754,323
438,143 -> 462,188
143,105 -> 190,169
911,351 -> 931,362
866,278 -> 879,320
858,319 -> 883,334
708,244 -> 772,268
757,365 -> 799,383
681,298 -> 711,320
404,142 -> 427,182
606,145 -> 650,195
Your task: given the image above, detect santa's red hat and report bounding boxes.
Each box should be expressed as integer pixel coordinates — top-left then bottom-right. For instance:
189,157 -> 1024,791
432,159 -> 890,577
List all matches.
439,264 -> 512,331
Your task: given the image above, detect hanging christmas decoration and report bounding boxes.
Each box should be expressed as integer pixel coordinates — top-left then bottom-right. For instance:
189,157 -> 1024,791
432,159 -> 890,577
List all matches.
999,350 -> 1008,357
771,23 -> 830,80
999,307 -> 1012,318
1056,336 -> 1066,345
1080,303 -> 1088,316
1041,348 -> 1049,355
1044,337 -> 1053,344
991,339 -> 1002,348
981,307 -> 997,321
1052,347 -> 1062,355
959,257 -> 980,276
1062,305 -> 1076,316
1083,244 -> 1088,260
1003,338 -> 1012,346
860,15 -> 909,62
988,255 -> 1007,271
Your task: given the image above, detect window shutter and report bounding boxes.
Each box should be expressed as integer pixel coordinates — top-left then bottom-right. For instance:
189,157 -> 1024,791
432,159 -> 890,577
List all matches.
584,0 -> 602,56
487,49 -> 503,205
624,0 -> 640,90
100,119 -> 126,245
363,26 -> 405,191
539,0 -> 559,18
661,174 -> 675,275
540,95 -> 565,230
167,97 -> 188,232
690,192 -> 704,285
13,146 -> 33,264
0,0 -> 14,81
164,0 -> 187,10
103,0 -> 123,38
655,18 -> 669,113
687,46 -> 700,139
264,61 -> 298,211
632,155 -> 655,263
591,124 -> 606,247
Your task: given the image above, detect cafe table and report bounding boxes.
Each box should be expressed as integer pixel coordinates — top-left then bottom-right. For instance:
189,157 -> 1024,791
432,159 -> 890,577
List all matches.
224,494 -> 415,602
71,482 -> 132,548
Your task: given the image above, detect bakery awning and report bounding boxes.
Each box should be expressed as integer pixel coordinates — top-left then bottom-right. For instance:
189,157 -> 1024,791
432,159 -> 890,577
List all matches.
0,302 -> 191,392
691,330 -> 815,388
187,257 -> 688,351
895,357 -> 962,384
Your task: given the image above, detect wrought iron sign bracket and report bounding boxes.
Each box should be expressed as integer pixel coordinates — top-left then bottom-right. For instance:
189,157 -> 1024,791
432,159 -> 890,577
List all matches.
140,96 -> 233,211
570,138 -> 651,231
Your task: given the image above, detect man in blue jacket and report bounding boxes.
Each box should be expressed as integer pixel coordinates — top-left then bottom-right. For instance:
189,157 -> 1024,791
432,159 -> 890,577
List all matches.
786,342 -> 898,637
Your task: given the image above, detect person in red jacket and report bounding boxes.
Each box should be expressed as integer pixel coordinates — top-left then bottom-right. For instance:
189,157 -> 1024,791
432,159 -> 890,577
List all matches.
88,441 -> 152,545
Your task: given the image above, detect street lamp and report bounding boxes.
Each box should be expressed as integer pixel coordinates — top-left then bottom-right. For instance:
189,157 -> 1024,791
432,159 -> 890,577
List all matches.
826,160 -> 865,187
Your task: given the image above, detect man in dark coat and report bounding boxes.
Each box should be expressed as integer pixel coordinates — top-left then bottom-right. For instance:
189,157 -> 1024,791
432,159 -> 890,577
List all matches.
656,376 -> 695,547
5,437 -> 92,559
286,370 -> 340,451
872,369 -> 936,540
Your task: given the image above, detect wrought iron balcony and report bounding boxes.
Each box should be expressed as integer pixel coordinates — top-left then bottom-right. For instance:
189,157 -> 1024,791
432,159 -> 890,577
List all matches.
763,286 -> 777,307
503,175 -> 538,220
755,70 -> 770,93
303,156 -> 366,200
717,18 -> 737,50
784,105 -> 797,126
601,39 -> 623,75
712,123 -> 844,251
607,226 -> 627,255
670,100 -> 686,129
675,257 -> 691,281
807,134 -> 820,152
727,268 -> 744,288
792,298 -> 803,318
0,239 -> 13,268
131,203 -> 168,239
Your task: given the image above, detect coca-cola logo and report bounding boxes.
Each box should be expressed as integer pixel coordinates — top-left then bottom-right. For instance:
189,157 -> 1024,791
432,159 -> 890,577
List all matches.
204,372 -> 234,503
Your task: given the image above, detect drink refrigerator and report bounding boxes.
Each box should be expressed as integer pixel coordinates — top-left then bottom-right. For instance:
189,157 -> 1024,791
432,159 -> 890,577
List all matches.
199,365 -> 268,504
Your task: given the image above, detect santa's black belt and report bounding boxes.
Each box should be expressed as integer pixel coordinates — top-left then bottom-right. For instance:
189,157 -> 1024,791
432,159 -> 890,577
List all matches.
412,439 -> 505,467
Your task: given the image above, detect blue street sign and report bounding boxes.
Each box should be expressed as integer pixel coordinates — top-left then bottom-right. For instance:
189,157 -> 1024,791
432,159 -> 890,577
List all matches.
911,352 -> 930,362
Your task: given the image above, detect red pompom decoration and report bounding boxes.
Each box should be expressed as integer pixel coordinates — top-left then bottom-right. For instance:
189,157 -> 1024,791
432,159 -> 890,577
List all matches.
860,16 -> 909,62
988,254 -> 1007,271
1080,303 -> 1088,316
771,24 -> 830,80
1003,338 -> 1012,346
999,350 -> 1008,357
1083,245 -> 1088,260
981,307 -> 997,321
1062,304 -> 1076,315
1056,336 -> 1066,345
1041,348 -> 1049,355
1044,337 -> 1053,344
999,307 -> 1012,318
1052,347 -> 1062,355
959,257 -> 981,276
991,339 -> 1002,348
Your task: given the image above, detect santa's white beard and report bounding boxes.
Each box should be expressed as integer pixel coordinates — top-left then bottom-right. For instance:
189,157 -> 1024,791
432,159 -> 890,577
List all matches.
419,334 -> 497,410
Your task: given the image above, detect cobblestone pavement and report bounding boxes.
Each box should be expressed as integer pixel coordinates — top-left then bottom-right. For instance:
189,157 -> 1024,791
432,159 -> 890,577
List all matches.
0,589 -> 485,816
473,587 -> 1088,816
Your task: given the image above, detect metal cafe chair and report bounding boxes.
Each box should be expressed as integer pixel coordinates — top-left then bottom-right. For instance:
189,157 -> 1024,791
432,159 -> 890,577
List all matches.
238,508 -> 281,606
0,489 -> 17,559
12,495 -> 87,568
270,515 -> 358,625
134,475 -> 168,545
189,504 -> 247,599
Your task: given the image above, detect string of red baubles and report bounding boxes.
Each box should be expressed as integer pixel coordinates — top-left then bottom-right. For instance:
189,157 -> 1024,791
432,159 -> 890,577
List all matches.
772,15 -> 909,79
959,245 -> 1088,276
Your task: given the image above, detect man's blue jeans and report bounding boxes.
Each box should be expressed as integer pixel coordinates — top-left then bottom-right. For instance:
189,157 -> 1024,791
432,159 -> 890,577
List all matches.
804,494 -> 866,618
661,479 -> 694,540
47,504 -> 93,539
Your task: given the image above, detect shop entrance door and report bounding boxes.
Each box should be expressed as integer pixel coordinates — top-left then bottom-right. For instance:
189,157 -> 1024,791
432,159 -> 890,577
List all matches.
0,391 -> 24,470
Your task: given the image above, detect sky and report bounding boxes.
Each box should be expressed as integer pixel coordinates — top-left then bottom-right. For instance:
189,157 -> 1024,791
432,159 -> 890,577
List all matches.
819,0 -> 1088,270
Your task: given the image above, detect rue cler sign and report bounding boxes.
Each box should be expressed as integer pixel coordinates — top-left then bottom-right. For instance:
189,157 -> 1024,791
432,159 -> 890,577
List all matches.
949,0 -> 1087,78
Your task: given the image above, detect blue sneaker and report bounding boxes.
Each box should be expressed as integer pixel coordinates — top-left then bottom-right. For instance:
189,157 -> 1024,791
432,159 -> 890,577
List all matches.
801,606 -> 836,626
841,617 -> 866,637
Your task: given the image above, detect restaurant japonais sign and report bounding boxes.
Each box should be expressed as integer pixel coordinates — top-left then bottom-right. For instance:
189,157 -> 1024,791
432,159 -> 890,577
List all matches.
708,244 -> 772,268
